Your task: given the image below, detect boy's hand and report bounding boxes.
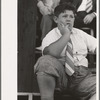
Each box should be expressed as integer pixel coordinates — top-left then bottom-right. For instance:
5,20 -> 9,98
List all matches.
58,23 -> 71,36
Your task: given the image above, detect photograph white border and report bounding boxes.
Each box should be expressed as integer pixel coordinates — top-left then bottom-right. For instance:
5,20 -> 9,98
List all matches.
96,0 -> 99,100
1,0 -> 17,100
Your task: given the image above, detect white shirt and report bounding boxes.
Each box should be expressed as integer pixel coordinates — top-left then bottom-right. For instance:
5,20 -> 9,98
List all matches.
42,27 -> 97,67
77,0 -> 87,12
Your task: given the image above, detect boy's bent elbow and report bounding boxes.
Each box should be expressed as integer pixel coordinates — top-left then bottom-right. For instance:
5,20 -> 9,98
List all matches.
43,48 -> 60,58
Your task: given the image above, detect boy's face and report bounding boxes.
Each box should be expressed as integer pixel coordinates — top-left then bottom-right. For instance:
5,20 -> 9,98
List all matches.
54,10 -> 75,30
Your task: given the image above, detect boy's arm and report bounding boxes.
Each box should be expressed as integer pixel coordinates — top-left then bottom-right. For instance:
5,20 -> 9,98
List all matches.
43,24 -> 71,58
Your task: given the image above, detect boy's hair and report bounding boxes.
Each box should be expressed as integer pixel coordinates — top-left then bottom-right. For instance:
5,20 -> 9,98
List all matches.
54,3 -> 76,17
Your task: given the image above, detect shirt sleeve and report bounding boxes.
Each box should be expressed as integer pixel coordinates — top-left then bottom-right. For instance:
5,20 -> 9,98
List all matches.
42,29 -> 60,52
82,31 -> 97,53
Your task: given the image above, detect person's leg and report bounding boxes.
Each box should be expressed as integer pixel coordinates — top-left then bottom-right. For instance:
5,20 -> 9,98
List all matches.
37,73 -> 55,100
41,15 -> 53,40
68,66 -> 96,100
90,18 -> 96,37
34,55 -> 68,100
76,73 -> 96,100
74,11 -> 87,28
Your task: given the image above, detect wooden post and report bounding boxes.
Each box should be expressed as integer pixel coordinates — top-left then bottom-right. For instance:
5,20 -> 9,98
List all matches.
18,0 -> 37,92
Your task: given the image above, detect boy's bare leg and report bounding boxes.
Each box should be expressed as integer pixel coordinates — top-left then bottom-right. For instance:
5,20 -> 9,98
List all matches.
37,73 -> 56,100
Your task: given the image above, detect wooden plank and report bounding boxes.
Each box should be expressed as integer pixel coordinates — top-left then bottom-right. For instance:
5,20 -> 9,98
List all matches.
18,0 -> 37,92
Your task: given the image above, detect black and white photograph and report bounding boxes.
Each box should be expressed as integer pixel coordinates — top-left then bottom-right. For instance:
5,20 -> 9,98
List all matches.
1,0 -> 99,100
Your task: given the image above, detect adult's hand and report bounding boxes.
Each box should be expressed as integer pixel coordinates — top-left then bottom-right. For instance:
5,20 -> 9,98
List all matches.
83,13 -> 96,24
37,1 -> 52,15
40,7 -> 52,15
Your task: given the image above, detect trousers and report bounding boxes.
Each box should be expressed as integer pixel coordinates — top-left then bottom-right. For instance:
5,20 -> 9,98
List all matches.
40,15 -> 56,40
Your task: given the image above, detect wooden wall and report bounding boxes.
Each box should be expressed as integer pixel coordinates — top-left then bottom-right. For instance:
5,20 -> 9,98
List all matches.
18,0 -> 38,92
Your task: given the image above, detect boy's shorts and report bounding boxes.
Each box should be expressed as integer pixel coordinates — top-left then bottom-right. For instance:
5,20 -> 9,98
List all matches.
34,55 -> 96,100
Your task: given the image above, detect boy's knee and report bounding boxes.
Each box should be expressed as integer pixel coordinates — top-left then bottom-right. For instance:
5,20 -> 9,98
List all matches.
34,55 -> 62,77
38,55 -> 55,65
37,55 -> 59,65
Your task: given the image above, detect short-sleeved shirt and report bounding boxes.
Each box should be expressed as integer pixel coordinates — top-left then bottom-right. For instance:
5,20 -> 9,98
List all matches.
42,27 -> 97,67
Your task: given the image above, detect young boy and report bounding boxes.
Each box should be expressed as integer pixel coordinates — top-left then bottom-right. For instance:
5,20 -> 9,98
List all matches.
34,3 -> 97,100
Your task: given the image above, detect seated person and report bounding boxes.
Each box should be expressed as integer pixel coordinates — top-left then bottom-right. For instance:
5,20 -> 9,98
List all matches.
34,3 -> 97,100
72,0 -> 96,37
37,0 -> 60,41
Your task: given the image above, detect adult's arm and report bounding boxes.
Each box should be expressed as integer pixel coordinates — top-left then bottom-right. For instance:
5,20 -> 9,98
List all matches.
82,31 -> 97,53
83,0 -> 96,24
37,0 -> 52,15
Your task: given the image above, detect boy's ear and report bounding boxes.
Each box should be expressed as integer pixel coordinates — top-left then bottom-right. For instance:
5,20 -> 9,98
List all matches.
53,16 -> 58,23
